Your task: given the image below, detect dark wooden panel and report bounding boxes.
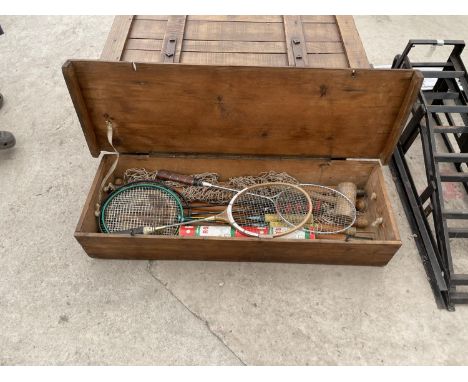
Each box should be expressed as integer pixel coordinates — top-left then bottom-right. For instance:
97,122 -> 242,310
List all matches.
64,61 -> 421,162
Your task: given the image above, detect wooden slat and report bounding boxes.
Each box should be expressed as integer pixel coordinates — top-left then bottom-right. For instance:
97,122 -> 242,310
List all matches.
182,40 -> 286,53
125,38 -> 163,51
381,71 -> 423,163
187,15 -> 283,23
303,22 -> 341,42
160,15 -> 187,63
65,61 -> 420,161
121,49 -> 162,63
77,231 -> 399,265
180,52 -> 288,66
62,61 -> 100,157
134,15 -> 169,21
184,20 -> 286,41
128,19 -> 167,39
283,16 -> 308,67
301,15 -> 336,23
335,16 -> 370,68
306,41 -> 344,54
365,166 -> 401,241
307,53 -> 349,68
100,16 -> 134,61
125,39 -> 343,55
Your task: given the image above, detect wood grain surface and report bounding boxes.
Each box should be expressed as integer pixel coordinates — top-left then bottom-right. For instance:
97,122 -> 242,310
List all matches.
63,60 -> 421,163
108,15 -> 368,69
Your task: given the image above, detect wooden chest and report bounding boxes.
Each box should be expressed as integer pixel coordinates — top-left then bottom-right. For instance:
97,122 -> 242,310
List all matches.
63,16 -> 422,266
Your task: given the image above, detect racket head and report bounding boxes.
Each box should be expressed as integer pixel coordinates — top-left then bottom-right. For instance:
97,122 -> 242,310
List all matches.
299,183 -> 357,234
99,181 -> 185,235
226,182 -> 312,238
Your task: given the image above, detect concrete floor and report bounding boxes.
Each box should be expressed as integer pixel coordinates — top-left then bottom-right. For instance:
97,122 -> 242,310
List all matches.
1,16 -> 468,365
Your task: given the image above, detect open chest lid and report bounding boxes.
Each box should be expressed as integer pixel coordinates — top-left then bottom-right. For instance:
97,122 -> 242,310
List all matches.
63,60 -> 422,164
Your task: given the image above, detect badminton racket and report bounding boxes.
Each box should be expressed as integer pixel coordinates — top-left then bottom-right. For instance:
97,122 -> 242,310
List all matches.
118,182 -> 313,238
99,182 -> 186,235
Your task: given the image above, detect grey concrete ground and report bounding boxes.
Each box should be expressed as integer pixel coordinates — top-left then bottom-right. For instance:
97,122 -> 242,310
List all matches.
1,16 -> 468,365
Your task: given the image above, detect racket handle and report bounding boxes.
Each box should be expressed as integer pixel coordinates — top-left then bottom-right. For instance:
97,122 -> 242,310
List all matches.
156,169 -> 202,186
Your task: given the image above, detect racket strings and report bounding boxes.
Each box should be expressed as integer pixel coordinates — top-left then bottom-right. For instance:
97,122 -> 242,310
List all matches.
103,186 -> 182,235
230,184 -> 312,233
303,185 -> 356,234
115,171 -> 357,235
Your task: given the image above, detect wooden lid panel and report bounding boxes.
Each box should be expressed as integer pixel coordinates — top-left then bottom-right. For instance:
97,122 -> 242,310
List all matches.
63,60 -> 422,162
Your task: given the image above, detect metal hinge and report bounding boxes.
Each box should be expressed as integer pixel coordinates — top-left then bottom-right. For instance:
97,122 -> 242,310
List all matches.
291,38 -> 306,67
163,37 -> 177,63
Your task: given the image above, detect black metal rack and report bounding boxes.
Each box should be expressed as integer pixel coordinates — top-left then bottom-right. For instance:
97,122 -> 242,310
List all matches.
391,40 -> 468,310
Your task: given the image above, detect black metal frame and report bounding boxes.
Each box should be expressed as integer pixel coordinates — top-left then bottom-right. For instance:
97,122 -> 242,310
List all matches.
391,39 -> 468,310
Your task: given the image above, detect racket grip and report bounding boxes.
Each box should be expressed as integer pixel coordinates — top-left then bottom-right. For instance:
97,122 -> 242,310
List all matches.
156,169 -> 202,186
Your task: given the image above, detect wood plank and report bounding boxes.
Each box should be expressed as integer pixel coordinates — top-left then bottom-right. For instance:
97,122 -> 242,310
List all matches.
187,15 -> 283,23
121,49 -> 162,63
100,16 -> 134,61
76,232 -> 399,265
62,61 -> 100,157
75,156 -> 110,233
283,16 -> 308,67
180,52 -> 288,66
184,20 -> 286,41
335,16 -> 370,68
128,19 -> 167,39
65,61 -> 420,161
160,15 -> 187,63
301,15 -> 336,23
380,70 -> 424,164
365,166 -> 400,241
303,22 -> 341,42
306,41 -> 344,54
134,15 -> 169,21
125,38 -> 163,51
307,53 -> 349,68
126,40 -> 343,55
182,40 -> 286,53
